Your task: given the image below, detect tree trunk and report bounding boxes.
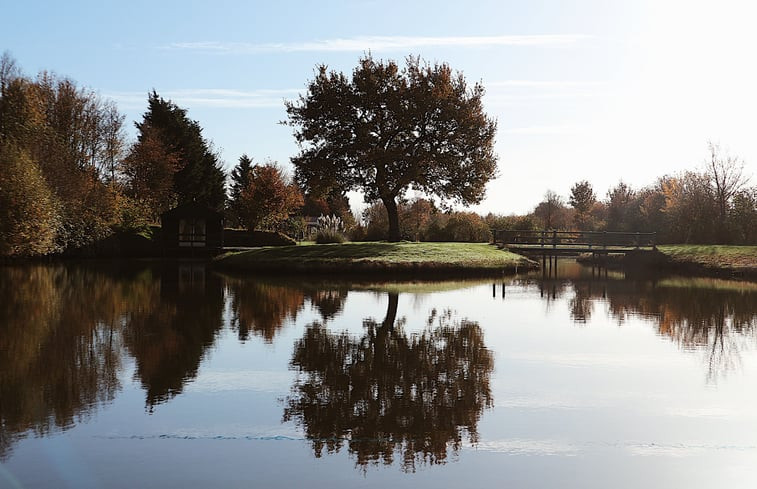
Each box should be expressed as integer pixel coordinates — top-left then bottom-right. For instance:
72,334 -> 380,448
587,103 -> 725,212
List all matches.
382,197 -> 400,241
381,292 -> 399,330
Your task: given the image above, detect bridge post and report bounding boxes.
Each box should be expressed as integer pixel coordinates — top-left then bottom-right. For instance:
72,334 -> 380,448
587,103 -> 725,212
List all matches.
603,231 -> 607,250
552,230 -> 557,249
635,232 -> 640,249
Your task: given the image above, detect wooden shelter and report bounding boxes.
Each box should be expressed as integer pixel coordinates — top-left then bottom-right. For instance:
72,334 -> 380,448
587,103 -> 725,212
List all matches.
161,203 -> 224,251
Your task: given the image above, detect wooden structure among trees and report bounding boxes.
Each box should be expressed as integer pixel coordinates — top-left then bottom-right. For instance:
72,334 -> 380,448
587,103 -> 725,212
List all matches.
495,230 -> 656,256
161,203 -> 224,251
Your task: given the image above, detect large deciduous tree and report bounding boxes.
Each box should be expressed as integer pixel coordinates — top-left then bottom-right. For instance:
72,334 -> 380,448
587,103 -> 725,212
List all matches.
286,54 -> 498,241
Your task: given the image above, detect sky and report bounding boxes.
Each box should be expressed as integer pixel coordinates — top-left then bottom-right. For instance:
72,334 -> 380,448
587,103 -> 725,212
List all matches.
2,0 -> 756,214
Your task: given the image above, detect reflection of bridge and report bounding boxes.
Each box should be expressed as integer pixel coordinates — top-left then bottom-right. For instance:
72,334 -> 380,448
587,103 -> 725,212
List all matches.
494,230 -> 657,256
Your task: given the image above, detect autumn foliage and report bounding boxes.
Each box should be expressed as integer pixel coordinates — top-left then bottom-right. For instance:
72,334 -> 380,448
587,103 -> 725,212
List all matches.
236,162 -> 303,231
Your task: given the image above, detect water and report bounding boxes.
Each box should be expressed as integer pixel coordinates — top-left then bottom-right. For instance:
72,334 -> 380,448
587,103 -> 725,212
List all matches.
1,260 -> 756,488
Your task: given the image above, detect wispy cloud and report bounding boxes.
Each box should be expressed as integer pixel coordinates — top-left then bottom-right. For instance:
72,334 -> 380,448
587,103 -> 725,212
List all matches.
105,88 -> 299,110
500,125 -> 586,135
163,35 -> 592,54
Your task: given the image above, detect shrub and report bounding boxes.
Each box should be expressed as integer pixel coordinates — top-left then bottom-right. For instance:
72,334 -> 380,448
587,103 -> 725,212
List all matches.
315,214 -> 346,243
316,228 -> 346,244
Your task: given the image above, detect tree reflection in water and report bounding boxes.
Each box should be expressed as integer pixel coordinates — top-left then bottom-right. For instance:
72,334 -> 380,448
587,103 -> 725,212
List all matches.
0,264 -> 154,458
122,263 -> 225,409
2,261 -> 755,462
533,269 -> 757,381
226,278 -> 305,343
603,279 -> 757,382
284,293 -> 494,472
305,287 -> 349,321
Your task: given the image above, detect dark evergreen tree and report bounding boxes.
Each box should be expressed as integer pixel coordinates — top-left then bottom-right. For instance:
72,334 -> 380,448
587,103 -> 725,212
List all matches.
227,154 -> 254,227
230,154 -> 254,204
135,91 -> 226,210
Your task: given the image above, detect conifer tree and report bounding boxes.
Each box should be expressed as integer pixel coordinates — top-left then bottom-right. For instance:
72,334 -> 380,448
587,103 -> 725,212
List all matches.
134,91 -> 226,210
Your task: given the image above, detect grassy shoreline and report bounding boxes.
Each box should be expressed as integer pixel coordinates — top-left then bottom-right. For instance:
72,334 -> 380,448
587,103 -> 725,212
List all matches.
656,245 -> 757,278
212,242 -> 535,277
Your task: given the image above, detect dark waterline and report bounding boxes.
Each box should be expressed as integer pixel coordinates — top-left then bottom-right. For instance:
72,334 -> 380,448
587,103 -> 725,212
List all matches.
1,261 -> 756,488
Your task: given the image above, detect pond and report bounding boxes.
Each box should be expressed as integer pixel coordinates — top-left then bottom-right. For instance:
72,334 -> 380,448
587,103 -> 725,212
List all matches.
1,260 -> 756,488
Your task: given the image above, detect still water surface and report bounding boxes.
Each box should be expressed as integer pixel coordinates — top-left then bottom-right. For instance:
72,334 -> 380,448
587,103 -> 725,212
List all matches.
1,260 -> 756,488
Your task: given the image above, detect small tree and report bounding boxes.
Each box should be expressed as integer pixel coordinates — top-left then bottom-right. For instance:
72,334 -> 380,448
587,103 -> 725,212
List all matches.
533,190 -> 566,230
569,180 -> 596,229
705,142 -> 750,239
286,54 -> 498,241
122,125 -> 182,220
729,188 -> 757,244
238,162 -> 303,232
227,154 -> 254,227
399,198 -> 435,241
605,181 -> 636,231
661,172 -> 718,243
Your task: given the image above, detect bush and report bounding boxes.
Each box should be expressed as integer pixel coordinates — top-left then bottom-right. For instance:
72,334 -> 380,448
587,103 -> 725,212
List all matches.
316,228 -> 346,244
445,212 -> 492,242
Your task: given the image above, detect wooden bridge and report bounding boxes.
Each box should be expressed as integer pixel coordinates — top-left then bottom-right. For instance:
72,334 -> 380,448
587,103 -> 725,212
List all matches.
494,230 -> 657,256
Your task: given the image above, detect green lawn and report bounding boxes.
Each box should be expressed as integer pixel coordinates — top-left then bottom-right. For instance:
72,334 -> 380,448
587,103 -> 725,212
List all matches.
658,245 -> 757,273
214,241 -> 533,275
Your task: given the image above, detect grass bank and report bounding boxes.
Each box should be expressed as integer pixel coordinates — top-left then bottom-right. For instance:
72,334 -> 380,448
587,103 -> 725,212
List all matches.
213,242 -> 535,277
657,245 -> 757,279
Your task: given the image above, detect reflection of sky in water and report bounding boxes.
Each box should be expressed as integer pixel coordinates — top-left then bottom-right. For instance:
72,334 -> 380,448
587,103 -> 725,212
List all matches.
2,263 -> 757,488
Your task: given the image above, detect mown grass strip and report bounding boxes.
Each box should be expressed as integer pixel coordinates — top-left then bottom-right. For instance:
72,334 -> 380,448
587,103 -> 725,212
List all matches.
658,245 -> 757,271
214,242 -> 533,275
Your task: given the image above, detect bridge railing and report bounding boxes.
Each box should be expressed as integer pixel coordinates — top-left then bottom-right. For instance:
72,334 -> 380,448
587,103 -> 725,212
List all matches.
494,230 -> 656,250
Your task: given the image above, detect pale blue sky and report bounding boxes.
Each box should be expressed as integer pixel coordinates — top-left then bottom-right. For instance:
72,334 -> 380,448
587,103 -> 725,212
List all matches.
3,0 -> 755,213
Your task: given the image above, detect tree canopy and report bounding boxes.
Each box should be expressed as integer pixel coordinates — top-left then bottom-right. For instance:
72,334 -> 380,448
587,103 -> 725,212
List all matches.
286,54 -> 498,241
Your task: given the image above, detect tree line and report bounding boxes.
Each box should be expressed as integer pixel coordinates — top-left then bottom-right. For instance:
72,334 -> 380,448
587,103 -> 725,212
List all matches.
0,52 -> 285,257
484,144 -> 755,244
1,50 -> 754,257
